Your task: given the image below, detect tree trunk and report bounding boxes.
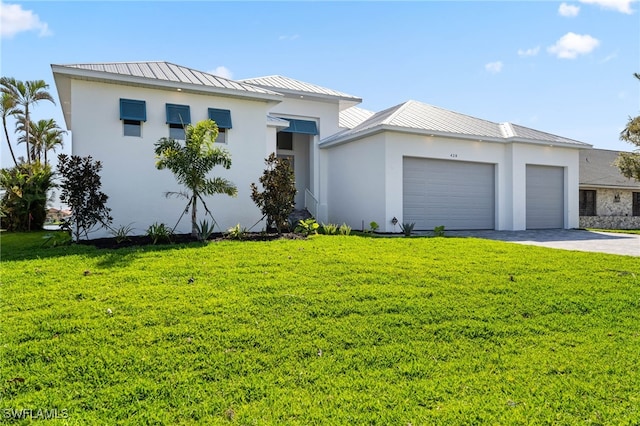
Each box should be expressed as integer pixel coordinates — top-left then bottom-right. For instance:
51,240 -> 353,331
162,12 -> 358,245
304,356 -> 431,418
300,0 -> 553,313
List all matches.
25,105 -> 31,166
191,195 -> 197,237
2,116 -> 17,166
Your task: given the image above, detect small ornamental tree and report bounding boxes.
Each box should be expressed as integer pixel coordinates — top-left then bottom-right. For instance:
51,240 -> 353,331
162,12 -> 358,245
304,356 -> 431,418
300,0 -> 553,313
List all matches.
250,153 -> 297,234
616,72 -> 640,182
57,154 -> 112,241
154,119 -> 237,236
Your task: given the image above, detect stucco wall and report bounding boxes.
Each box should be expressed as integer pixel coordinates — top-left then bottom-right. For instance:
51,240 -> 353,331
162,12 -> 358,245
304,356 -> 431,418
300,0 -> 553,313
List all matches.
325,133 -> 387,230
323,133 -> 582,232
70,79 -> 274,237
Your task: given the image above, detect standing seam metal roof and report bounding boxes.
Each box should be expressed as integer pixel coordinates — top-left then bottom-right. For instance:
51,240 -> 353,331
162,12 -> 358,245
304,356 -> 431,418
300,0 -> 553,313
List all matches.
239,75 -> 361,101
323,100 -> 588,146
339,106 -> 375,129
56,62 -> 282,96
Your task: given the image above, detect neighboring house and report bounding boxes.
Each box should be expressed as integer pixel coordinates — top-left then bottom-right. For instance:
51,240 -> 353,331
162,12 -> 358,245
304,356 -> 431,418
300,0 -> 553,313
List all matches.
579,148 -> 640,229
52,61 -> 591,237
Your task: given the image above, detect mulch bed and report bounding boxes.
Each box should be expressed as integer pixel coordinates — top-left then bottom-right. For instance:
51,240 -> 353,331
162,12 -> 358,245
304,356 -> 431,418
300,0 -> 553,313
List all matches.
78,232 -> 305,250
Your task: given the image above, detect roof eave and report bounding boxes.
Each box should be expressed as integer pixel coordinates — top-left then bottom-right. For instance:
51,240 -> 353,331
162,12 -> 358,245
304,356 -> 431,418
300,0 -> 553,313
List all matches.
51,65 -> 285,103
320,125 -> 506,148
507,137 -> 592,149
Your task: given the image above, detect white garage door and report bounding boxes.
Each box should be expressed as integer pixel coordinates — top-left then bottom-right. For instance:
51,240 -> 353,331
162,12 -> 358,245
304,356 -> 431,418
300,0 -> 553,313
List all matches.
403,157 -> 495,230
526,165 -> 564,229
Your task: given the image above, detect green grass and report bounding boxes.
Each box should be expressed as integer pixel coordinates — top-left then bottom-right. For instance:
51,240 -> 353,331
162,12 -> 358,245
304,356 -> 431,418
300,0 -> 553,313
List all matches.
587,228 -> 640,235
1,232 -> 639,424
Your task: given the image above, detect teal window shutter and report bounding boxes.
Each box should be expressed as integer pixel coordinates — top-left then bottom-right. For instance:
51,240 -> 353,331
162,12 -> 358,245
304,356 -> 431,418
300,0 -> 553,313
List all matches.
281,119 -> 318,135
166,104 -> 191,125
208,108 -> 232,129
120,99 -> 146,121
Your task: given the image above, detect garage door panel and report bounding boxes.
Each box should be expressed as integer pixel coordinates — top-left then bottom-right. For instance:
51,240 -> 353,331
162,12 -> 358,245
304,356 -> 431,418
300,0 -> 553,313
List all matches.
526,165 -> 564,229
403,157 -> 495,230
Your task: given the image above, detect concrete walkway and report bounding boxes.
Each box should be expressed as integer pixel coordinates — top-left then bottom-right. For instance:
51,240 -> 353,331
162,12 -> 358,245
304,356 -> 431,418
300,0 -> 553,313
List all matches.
431,229 -> 640,257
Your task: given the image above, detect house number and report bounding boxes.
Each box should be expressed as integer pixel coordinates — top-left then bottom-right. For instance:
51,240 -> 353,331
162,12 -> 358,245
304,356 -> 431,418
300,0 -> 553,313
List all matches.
450,153 -> 458,158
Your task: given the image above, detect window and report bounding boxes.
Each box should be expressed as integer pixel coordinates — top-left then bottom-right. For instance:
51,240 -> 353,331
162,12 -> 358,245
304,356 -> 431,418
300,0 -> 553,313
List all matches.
208,108 -> 232,144
120,99 -> 146,137
277,132 -> 293,151
579,190 -> 596,216
166,104 -> 191,140
123,119 -> 142,137
633,192 -> 640,216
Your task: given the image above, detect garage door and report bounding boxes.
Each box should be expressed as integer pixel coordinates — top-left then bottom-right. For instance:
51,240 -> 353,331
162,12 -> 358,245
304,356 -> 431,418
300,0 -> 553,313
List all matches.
403,157 -> 495,230
526,165 -> 564,229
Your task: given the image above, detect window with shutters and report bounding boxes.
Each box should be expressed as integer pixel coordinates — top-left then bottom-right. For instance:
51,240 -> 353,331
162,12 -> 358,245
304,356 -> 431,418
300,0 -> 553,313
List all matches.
120,99 -> 146,137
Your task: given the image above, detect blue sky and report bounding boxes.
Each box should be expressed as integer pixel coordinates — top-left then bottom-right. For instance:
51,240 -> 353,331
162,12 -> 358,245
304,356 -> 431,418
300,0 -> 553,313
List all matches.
1,0 -> 638,169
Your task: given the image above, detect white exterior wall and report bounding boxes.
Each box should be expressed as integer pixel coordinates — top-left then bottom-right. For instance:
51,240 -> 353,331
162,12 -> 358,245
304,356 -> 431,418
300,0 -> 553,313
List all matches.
267,98 -> 342,223
70,79 -> 273,237
510,143 -> 580,230
324,132 -> 581,232
325,134 -> 387,230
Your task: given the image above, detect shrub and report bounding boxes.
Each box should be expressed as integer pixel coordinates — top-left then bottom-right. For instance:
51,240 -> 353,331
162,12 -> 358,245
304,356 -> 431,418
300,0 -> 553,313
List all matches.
434,225 -> 446,237
339,223 -> 352,236
146,222 -> 172,245
319,223 -> 339,235
57,154 -> 112,241
0,162 -> 53,231
226,223 -> 247,240
400,222 -> 415,237
369,221 -> 379,233
110,224 -> 135,244
195,219 -> 215,242
250,153 -> 296,235
295,218 -> 319,236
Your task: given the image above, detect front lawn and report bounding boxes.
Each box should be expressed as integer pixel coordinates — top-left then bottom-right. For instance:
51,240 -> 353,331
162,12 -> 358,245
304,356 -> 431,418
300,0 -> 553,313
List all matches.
1,232 -> 639,424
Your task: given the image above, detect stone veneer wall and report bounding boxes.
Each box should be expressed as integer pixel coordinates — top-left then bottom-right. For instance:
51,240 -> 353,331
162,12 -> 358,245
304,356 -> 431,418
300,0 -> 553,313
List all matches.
579,216 -> 640,229
595,188 -> 634,216
579,188 -> 639,229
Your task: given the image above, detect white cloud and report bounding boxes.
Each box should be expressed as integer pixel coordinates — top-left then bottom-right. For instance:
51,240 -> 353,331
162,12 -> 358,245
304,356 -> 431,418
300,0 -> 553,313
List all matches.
579,0 -> 635,14
0,2 -> 51,38
485,61 -> 503,74
517,46 -> 540,57
278,34 -> 299,41
559,2 -> 581,16
208,66 -> 233,80
547,32 -> 600,59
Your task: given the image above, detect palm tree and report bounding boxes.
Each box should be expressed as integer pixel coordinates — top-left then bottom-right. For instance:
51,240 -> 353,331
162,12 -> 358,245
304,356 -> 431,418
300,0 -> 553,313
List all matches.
42,125 -> 65,165
0,92 -> 19,166
0,77 -> 55,165
154,119 -> 238,236
17,118 -> 65,164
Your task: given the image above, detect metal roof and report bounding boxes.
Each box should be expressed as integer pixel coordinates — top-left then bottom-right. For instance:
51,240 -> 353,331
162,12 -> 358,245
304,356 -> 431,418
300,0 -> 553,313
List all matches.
239,75 -> 361,102
339,106 -> 375,129
580,148 -> 640,189
53,62 -> 282,97
321,100 -> 590,148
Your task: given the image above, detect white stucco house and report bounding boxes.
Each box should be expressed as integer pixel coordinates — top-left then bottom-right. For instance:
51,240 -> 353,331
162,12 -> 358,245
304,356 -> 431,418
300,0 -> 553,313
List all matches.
51,61 -> 591,237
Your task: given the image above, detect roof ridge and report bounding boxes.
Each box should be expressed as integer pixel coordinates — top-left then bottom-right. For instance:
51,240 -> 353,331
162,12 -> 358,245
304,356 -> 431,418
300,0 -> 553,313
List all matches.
381,100 -> 414,125
499,122 -> 516,138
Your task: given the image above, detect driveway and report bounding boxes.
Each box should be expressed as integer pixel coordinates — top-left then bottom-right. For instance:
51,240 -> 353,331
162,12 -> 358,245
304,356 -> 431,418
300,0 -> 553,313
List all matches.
441,229 -> 640,257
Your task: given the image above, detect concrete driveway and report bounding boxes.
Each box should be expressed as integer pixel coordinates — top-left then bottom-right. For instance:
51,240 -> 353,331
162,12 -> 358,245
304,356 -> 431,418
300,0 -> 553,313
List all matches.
442,229 -> 640,257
